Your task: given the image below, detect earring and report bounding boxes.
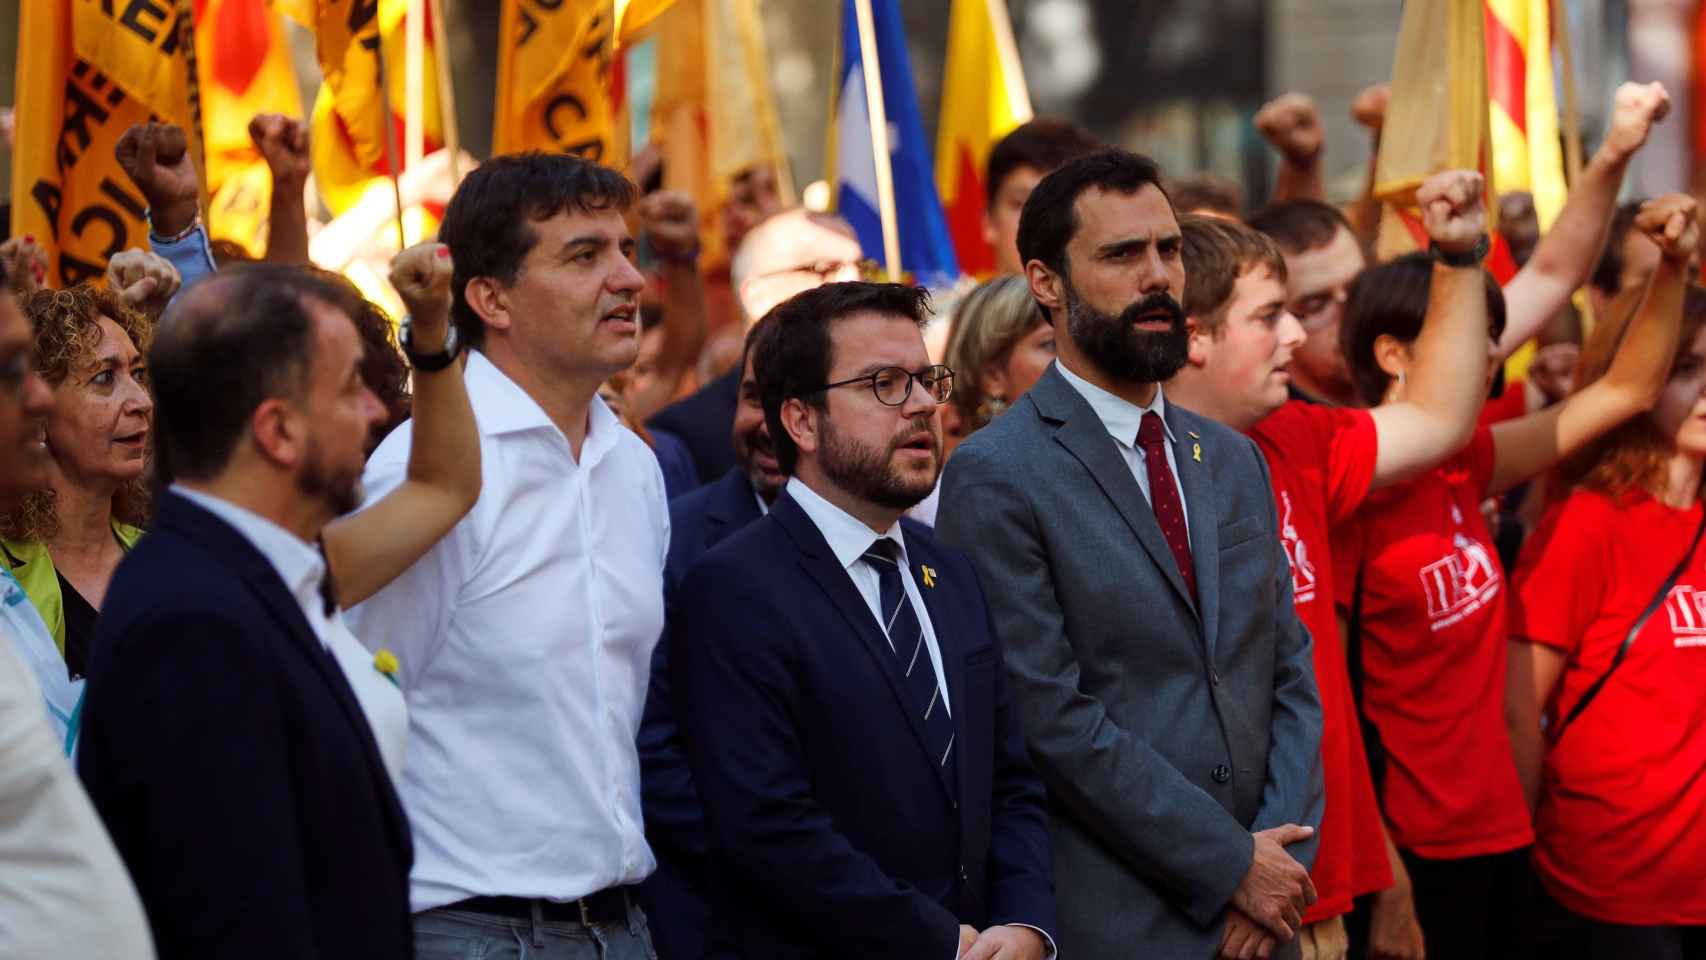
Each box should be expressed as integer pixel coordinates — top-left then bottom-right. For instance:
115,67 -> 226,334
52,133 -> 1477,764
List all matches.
976,394 -> 1009,421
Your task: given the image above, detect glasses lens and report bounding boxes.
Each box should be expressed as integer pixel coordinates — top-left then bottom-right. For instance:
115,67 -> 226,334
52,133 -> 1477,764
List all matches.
926,366 -> 954,403
872,368 -> 910,406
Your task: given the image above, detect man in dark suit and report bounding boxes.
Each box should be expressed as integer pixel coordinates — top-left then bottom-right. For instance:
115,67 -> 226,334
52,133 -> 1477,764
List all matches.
78,265 -> 413,960
672,281 -> 1055,959
936,150 -> 1324,959
638,315 -> 782,958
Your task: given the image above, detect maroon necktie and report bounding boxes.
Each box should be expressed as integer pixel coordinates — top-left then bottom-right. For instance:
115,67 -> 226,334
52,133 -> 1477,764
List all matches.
1136,411 -> 1197,602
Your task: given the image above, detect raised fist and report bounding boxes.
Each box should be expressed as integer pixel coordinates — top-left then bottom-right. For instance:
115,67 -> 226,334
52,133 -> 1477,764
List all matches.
1635,192 -> 1699,263
1351,83 -> 1390,132
638,190 -> 700,265
114,122 -> 202,237
248,113 -> 312,186
1417,170 -> 1487,256
106,248 -> 181,318
1254,93 -> 1324,162
0,235 -> 48,296
390,242 -> 453,348
1603,82 -> 1671,162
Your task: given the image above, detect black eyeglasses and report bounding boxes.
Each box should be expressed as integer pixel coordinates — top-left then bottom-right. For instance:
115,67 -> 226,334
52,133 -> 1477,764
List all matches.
803,364 -> 955,407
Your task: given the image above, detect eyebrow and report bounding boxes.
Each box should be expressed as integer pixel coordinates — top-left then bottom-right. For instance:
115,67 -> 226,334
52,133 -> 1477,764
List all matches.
1096,234 -> 1179,257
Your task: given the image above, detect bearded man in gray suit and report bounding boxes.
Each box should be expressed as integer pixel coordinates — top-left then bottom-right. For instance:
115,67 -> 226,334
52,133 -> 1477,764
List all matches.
936,149 -> 1323,960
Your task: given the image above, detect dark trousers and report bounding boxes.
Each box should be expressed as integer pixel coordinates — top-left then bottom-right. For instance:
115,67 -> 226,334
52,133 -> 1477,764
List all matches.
1527,887 -> 1706,960
1346,846 -> 1540,960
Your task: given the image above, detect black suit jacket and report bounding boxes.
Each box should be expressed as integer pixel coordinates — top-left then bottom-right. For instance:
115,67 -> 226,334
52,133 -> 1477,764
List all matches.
671,491 -> 1055,958
639,468 -> 765,957
78,492 -> 413,960
647,367 -> 739,486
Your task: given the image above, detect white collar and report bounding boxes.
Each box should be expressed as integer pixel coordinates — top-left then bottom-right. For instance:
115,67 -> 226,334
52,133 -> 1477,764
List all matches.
170,485 -> 325,612
1054,359 -> 1176,449
785,476 -> 907,572
465,350 -> 620,463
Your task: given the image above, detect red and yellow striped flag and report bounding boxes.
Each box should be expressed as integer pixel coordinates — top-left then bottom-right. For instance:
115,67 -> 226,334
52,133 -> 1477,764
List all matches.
934,0 -> 1031,278
1485,0 -> 1566,230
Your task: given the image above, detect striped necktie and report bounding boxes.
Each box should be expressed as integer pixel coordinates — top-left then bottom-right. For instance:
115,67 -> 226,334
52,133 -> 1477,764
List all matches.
862,539 -> 955,775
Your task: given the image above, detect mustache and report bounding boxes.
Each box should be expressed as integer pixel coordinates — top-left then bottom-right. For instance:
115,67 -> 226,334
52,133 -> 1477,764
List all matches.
1119,292 -> 1187,328
888,415 -> 939,449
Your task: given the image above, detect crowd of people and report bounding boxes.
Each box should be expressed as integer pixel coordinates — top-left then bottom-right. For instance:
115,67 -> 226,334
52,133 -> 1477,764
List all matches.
1,70 -> 1704,960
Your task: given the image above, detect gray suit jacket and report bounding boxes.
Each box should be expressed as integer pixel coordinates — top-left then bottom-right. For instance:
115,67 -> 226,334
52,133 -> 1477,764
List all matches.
936,365 -> 1323,959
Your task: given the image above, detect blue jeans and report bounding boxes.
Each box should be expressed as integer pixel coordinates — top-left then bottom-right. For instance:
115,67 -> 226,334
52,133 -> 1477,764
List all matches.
413,899 -> 658,960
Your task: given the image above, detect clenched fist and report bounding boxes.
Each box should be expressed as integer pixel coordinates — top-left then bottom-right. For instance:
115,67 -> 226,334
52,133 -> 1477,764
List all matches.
0,235 -> 48,296
1352,83 -> 1390,132
1603,82 -> 1670,163
637,190 -> 700,265
1416,170 -> 1487,256
390,242 -> 453,351
1255,93 -> 1324,163
1635,193 -> 1699,263
106,248 -> 181,319
249,113 -> 312,187
115,122 -> 202,237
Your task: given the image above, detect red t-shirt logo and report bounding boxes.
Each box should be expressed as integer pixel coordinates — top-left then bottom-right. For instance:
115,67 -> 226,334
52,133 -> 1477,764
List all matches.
1418,533 -> 1502,630
1664,584 -> 1706,646
1278,490 -> 1319,605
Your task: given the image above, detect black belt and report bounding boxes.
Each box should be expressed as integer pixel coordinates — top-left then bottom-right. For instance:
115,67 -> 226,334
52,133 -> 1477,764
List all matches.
446,888 -> 632,926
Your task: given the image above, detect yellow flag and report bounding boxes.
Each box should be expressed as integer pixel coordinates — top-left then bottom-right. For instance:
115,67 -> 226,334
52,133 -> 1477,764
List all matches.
284,0 -> 390,170
12,0 -> 158,286
935,0 -> 1032,277
494,0 -> 674,164
1485,0 -> 1566,229
199,0 -> 304,255
70,0 -> 191,125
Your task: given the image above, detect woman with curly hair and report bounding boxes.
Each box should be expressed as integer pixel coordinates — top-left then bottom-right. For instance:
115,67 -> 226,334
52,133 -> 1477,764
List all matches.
0,285 -> 153,686
940,274 -> 1056,456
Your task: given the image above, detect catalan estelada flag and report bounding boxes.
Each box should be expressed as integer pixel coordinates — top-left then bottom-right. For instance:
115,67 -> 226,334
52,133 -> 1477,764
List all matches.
934,0 -> 1031,278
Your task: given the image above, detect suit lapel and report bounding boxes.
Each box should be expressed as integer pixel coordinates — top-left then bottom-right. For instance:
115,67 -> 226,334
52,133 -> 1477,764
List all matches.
159,495 -> 412,862
705,469 -> 764,548
772,496 -> 957,802
1168,406 -> 1222,660
903,532 -> 964,800
1032,370 -> 1198,615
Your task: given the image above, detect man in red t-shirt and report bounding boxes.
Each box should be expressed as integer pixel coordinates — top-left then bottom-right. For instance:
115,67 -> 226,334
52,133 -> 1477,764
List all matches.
1168,171 -> 1496,959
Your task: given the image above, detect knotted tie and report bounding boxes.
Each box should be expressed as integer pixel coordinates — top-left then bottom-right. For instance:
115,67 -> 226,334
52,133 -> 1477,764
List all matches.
1136,411 -> 1197,602
862,539 -> 955,773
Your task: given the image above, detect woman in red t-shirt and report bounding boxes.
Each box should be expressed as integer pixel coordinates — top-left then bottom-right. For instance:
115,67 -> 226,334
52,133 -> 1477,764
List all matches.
1507,283 -> 1706,958
1333,196 -> 1697,960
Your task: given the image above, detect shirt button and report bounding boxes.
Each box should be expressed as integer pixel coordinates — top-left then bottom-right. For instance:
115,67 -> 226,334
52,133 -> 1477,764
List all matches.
1212,764 -> 1231,784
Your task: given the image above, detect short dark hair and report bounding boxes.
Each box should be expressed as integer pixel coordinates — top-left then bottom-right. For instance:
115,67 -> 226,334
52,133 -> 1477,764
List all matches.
149,263 -> 366,483
1017,148 -> 1168,281
985,117 -> 1101,210
753,281 -> 933,475
1590,199 -> 1647,296
1168,174 -> 1244,220
1339,252 -> 1507,407
1179,215 -> 1288,335
1248,199 -> 1356,256
438,152 -> 637,350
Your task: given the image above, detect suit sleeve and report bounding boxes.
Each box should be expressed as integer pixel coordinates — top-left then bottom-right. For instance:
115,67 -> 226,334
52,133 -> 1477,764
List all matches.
79,613 -> 320,960
638,613 -> 709,859
672,557 -> 961,957
937,449 -> 1255,928
966,558 -> 1058,938
1244,439 -> 1326,865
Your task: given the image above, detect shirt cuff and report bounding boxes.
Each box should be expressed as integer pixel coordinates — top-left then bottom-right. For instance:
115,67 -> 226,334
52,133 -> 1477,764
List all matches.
148,221 -> 218,294
1007,923 -> 1057,958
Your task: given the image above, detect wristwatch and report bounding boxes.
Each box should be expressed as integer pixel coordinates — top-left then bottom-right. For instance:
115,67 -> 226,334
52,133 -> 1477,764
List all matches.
1431,233 -> 1490,268
400,316 -> 462,372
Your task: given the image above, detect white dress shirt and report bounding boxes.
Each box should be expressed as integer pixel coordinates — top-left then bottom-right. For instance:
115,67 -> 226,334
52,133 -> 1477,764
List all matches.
786,477 -> 949,714
1054,359 -> 1191,536
346,350 -> 670,912
0,627 -> 155,959
169,487 -> 410,781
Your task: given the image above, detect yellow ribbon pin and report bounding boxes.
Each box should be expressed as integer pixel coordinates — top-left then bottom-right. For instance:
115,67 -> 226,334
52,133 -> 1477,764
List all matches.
921,565 -> 937,588
1192,442 -> 1202,463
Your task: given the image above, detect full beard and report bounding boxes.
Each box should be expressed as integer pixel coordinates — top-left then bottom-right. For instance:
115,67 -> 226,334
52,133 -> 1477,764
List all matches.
819,414 -> 940,512
297,434 -> 365,517
1065,285 -> 1190,383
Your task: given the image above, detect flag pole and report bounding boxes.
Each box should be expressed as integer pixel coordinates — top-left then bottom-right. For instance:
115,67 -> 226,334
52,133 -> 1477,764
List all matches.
175,0 -> 212,219
405,0 -> 426,180
1552,0 -> 1584,186
374,27 -> 409,250
426,0 -> 463,184
852,0 -> 901,279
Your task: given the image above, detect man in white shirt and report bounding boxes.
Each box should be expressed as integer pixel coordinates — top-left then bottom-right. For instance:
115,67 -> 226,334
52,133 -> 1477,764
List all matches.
77,265 -> 413,960
0,262 -> 155,960
347,152 -> 669,959
669,281 -> 1054,959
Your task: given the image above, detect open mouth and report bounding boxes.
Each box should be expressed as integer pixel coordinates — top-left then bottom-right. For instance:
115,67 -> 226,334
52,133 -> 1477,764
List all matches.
601,305 -> 638,330
1133,309 -> 1175,331
895,433 -> 935,455
114,431 -> 148,447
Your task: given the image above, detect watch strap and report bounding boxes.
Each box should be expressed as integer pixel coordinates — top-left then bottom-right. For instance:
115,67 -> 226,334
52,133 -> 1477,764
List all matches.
1431,233 -> 1490,268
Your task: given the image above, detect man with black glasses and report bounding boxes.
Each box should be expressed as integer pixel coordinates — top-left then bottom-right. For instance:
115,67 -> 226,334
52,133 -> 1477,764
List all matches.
670,281 -> 1056,959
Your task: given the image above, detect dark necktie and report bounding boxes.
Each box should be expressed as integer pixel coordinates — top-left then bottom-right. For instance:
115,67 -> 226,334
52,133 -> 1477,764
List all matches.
862,539 -> 956,774
1136,411 -> 1197,602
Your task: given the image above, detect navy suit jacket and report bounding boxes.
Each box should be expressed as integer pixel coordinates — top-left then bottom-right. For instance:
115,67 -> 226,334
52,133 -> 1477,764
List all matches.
671,491 -> 1054,958
78,493 -> 413,960
647,367 -> 739,486
638,468 -> 765,957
